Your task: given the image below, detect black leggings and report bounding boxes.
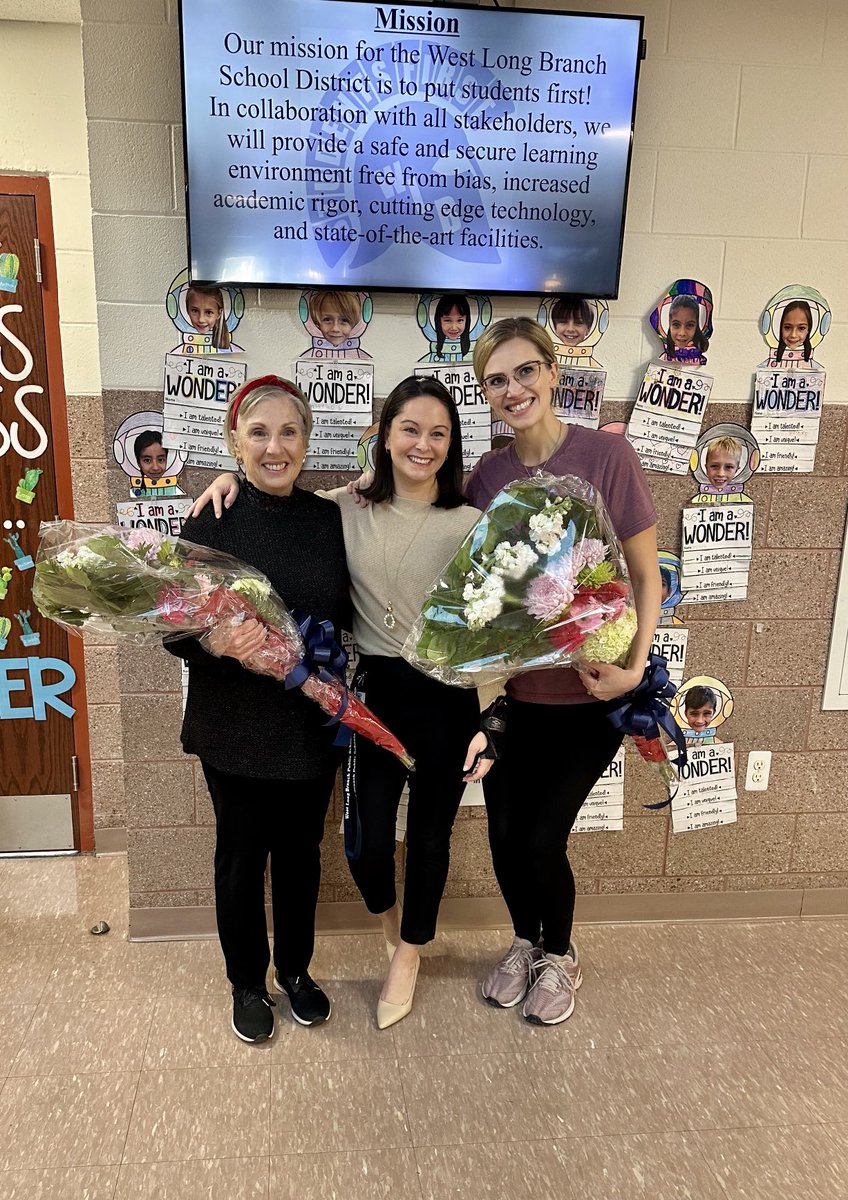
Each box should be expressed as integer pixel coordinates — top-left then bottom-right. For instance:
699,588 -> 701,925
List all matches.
201,762 -> 336,989
346,655 -> 480,945
482,696 -> 623,956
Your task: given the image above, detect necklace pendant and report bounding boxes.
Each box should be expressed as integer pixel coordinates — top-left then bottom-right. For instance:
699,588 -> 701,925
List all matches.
383,602 -> 396,630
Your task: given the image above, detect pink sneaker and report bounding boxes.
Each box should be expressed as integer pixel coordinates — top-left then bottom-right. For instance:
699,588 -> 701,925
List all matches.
522,943 -> 582,1025
481,938 -> 544,1008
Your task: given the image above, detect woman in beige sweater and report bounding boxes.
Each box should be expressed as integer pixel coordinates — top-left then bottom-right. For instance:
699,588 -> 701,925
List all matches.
190,376 -> 492,1029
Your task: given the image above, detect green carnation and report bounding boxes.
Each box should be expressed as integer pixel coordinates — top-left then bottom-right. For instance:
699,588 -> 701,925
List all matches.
579,607 -> 637,664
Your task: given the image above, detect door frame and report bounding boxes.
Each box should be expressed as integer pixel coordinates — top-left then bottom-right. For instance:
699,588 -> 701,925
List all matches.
1,174 -> 94,851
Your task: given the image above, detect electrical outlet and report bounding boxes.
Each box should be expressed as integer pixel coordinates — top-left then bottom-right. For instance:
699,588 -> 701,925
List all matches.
745,750 -> 772,791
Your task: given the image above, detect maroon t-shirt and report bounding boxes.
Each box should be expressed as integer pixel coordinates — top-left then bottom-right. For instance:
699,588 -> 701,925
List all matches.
464,425 -> 658,705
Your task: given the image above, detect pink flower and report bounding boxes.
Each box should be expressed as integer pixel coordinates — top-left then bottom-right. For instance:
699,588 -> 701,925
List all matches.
524,553 -> 575,620
123,528 -> 163,556
572,538 -> 608,574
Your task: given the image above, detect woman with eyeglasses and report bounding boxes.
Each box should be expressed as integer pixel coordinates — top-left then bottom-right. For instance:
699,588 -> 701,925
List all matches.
466,317 -> 660,1025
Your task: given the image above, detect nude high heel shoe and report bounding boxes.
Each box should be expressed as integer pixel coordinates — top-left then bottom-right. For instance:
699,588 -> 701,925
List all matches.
383,905 -> 402,962
376,956 -> 419,1030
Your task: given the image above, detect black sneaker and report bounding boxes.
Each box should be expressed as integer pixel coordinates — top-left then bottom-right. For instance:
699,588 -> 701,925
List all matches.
273,970 -> 332,1026
231,986 -> 276,1043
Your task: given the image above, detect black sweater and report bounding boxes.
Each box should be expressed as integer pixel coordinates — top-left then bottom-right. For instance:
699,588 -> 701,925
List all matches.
167,482 -> 351,780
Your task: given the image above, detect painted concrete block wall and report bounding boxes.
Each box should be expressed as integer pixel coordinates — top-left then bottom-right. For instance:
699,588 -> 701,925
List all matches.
77,0 -> 848,904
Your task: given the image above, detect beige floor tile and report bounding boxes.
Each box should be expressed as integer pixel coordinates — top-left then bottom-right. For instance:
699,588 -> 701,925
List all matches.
416,1140 -> 573,1200
0,856 -> 129,946
0,942 -> 63,1003
156,939 -> 227,996
0,1165 -> 120,1199
521,1047 -> 682,1138
400,1052 -> 545,1147
271,979 -> 396,1064
143,994 -> 274,1070
307,934 -> 387,981
759,1039 -> 848,1120
0,1005 -> 36,1077
558,1131 -> 727,1199
46,939 -> 170,1002
116,1157 -> 270,1198
123,1066 -> 270,1163
390,973 -> 519,1058
650,1042 -> 823,1130
270,1148 -> 421,1199
270,1059 -> 410,1154
693,1124 -> 848,1199
10,998 -> 155,1076
0,1071 -> 139,1169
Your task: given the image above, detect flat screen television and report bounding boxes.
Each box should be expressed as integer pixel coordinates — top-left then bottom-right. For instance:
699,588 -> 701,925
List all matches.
179,0 -> 644,297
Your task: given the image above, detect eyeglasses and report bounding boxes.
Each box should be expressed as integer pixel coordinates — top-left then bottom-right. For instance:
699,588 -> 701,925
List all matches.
480,360 -> 547,399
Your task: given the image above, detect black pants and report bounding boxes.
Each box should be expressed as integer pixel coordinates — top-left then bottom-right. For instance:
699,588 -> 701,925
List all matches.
482,697 -> 623,957
201,761 -> 336,989
347,655 -> 480,945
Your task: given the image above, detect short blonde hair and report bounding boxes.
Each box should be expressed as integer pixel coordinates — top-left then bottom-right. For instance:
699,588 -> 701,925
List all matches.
473,317 -> 557,382
224,379 -> 312,458
706,436 -> 744,464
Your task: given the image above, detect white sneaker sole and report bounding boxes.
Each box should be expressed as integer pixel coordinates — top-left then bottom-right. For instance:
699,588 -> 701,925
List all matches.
481,981 -> 529,1009
522,991 -> 576,1025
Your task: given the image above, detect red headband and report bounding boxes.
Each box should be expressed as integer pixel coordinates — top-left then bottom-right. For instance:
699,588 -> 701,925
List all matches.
229,374 -> 302,431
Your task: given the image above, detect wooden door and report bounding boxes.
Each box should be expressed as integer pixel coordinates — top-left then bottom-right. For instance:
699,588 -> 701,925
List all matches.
0,178 -> 93,851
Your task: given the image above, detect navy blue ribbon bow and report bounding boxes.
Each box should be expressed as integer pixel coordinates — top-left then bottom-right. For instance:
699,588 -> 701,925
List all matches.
607,654 -> 688,809
284,610 -> 351,746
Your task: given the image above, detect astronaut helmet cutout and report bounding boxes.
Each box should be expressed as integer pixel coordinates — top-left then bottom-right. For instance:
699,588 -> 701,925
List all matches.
651,279 -> 714,366
658,549 -> 685,625
689,423 -> 760,504
537,294 -> 609,367
113,411 -> 187,498
299,289 -> 373,359
356,420 -> 380,474
672,675 -> 734,746
166,268 -> 245,354
416,292 -> 492,364
760,284 -> 830,369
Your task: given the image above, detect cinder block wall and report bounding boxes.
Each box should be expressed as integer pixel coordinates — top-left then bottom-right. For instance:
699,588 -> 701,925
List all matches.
78,0 -> 848,916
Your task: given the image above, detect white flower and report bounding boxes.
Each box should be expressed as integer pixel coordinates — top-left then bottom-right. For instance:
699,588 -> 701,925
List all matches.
57,545 -> 108,571
491,540 -> 539,581
528,504 -> 566,556
463,573 -> 505,630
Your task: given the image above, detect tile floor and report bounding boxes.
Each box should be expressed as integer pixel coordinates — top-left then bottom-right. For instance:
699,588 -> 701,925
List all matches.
1,853 -> 847,1198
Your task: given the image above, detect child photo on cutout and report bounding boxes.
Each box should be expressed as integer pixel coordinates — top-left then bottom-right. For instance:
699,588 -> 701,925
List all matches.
300,288 -> 372,359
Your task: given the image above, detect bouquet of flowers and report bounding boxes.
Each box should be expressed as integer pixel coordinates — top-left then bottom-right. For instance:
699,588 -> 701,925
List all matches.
33,521 -> 413,768
404,474 -> 636,688
403,474 -> 683,796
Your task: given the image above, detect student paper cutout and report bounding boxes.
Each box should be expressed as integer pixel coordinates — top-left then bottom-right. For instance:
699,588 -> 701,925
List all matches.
166,269 -> 245,355
759,284 -> 830,369
672,675 -> 734,745
671,742 -> 738,832
680,504 -> 753,603
413,362 -> 490,469
689,423 -> 760,505
627,360 -> 712,475
296,359 -> 374,471
658,549 -> 685,625
162,355 -> 245,472
417,292 -> 491,363
356,421 -> 380,474
752,284 -> 829,474
573,745 -> 625,831
112,411 -> 187,499
650,279 -> 713,367
538,295 -> 609,369
299,289 -> 372,360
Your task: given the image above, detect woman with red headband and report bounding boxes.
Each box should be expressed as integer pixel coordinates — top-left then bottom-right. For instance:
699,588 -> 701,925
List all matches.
189,375 -> 493,1030
168,376 -> 350,1044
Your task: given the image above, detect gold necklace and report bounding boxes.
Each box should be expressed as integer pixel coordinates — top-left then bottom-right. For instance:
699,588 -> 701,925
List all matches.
518,422 -> 567,479
381,498 -> 435,630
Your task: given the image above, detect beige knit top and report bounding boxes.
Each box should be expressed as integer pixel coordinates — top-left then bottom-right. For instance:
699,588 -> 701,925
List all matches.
318,488 -> 481,656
